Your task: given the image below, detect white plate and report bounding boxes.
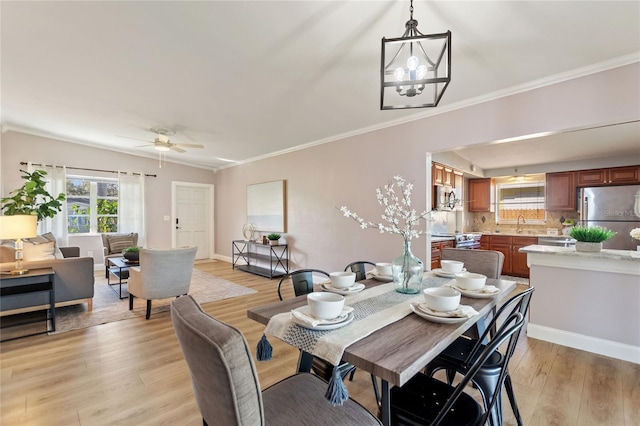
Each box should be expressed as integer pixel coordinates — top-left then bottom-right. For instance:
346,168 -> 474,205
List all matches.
321,282 -> 366,295
409,303 -> 468,324
369,271 -> 393,282
432,268 -> 467,278
290,306 -> 355,330
449,280 -> 501,299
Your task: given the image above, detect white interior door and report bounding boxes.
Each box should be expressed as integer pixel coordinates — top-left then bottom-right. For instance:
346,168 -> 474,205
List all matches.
172,183 -> 214,260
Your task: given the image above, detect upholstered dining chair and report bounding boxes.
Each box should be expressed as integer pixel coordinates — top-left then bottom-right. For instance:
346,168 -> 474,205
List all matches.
391,311 -> 525,426
424,287 -> 535,426
344,261 -> 376,282
171,295 -> 382,426
441,248 -> 505,279
128,246 -> 197,319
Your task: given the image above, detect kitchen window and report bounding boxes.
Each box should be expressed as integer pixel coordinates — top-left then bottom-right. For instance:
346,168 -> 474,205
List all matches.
66,176 -> 118,233
495,179 -> 546,224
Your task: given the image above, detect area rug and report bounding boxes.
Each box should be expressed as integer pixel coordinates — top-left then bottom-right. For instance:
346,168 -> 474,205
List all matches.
50,269 -> 256,333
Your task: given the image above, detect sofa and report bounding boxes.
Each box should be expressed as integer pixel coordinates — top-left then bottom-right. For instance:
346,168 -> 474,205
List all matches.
0,233 -> 94,313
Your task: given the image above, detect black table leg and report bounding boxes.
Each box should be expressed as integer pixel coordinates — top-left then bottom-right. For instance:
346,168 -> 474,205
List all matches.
381,379 -> 391,426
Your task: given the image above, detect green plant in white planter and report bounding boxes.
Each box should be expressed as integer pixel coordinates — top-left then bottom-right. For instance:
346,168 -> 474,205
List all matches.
570,225 -> 616,252
266,233 -> 281,245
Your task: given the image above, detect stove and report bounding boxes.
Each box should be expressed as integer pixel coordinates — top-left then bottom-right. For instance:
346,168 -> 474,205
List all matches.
433,233 -> 481,249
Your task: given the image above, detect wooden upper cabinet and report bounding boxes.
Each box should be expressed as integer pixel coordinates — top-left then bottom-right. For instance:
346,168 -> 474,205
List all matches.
468,178 -> 491,212
577,166 -> 640,186
432,163 -> 445,186
546,171 -> 576,211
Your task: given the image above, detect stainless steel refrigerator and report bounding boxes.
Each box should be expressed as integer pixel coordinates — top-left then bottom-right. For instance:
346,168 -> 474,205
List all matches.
579,185 -> 640,250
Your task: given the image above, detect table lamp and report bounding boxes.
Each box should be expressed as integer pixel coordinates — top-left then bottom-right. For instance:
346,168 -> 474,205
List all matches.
0,215 -> 38,275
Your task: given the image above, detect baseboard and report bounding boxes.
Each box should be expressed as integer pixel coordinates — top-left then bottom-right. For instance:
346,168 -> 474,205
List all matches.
215,254 -> 233,263
528,323 -> 640,364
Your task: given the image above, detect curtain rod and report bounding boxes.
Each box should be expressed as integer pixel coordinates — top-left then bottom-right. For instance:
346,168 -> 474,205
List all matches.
20,162 -> 157,178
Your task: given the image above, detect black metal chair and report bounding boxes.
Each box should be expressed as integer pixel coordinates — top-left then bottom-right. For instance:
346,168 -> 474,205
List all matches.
276,268 -> 356,382
344,260 -> 376,282
276,268 -> 329,301
424,287 -> 535,426
390,311 -> 525,426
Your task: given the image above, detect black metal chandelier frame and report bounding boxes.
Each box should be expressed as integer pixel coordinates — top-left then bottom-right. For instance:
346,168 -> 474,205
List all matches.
380,0 -> 451,110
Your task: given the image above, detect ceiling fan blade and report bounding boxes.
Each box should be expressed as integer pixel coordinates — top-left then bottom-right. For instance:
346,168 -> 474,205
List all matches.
134,143 -> 154,148
175,143 -> 204,149
170,146 -> 186,153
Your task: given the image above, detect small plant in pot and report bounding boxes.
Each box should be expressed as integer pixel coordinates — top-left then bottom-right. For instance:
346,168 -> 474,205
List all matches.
266,233 -> 281,245
123,246 -> 140,262
569,225 -> 616,252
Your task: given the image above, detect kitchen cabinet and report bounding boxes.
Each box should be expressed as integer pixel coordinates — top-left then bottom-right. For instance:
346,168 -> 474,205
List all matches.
432,162 -> 454,187
485,235 -> 536,277
576,165 -> 640,186
468,178 -> 492,212
430,240 -> 455,269
511,236 -> 538,277
480,235 -> 490,250
546,171 -> 576,211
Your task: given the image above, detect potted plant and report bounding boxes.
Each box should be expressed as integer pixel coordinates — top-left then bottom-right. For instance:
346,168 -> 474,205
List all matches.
123,246 -> 140,262
266,233 -> 281,246
1,169 -> 66,221
569,225 -> 616,252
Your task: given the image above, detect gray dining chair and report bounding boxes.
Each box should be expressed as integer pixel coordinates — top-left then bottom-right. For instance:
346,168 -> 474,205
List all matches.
171,295 -> 382,426
441,248 -> 505,279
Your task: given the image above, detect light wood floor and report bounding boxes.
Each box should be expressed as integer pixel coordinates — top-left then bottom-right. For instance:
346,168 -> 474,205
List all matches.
1,261 -> 638,425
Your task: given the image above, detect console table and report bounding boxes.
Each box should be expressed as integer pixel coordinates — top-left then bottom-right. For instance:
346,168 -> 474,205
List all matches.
232,240 -> 289,279
1,268 -> 56,341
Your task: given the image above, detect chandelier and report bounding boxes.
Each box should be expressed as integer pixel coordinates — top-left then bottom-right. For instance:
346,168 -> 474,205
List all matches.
380,0 -> 451,110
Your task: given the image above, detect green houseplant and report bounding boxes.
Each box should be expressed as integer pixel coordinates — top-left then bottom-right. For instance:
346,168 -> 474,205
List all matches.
569,225 -> 616,252
1,169 -> 66,221
123,246 -> 140,262
266,233 -> 281,245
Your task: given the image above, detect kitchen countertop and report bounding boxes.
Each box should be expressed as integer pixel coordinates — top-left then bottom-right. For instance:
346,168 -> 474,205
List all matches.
431,236 -> 456,243
479,231 -> 563,237
519,244 -> 640,262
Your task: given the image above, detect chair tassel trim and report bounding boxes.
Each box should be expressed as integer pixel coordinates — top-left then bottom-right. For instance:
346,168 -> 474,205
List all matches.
325,365 -> 349,406
256,334 -> 273,361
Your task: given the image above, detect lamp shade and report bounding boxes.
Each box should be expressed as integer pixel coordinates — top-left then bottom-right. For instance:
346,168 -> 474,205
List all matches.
0,215 -> 38,240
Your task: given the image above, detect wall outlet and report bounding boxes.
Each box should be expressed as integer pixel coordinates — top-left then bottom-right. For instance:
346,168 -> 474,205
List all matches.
163,215 -> 170,221
87,250 -> 93,257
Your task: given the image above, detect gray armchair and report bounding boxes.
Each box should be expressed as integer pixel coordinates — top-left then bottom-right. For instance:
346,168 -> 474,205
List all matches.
441,248 -> 505,279
102,233 -> 138,277
128,246 -> 197,319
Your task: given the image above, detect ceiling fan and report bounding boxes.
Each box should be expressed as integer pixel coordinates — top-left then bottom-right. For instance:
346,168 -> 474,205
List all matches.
135,127 -> 205,153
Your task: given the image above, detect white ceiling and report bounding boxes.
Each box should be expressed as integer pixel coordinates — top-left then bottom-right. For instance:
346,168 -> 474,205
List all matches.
2,1 -> 639,170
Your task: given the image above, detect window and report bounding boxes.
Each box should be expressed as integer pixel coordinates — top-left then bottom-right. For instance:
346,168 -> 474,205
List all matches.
67,176 -> 118,233
495,177 -> 545,224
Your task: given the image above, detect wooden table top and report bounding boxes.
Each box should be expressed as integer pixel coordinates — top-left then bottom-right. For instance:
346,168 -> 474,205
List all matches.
247,274 -> 525,387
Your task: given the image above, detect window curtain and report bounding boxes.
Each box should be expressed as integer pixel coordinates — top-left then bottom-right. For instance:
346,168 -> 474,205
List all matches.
27,162 -> 69,245
118,172 -> 146,247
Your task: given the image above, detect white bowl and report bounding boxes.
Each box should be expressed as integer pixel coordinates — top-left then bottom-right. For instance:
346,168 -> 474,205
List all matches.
423,287 -> 461,312
455,272 -> 487,290
375,262 -> 393,276
307,292 -> 345,319
330,271 -> 356,289
440,260 -> 464,273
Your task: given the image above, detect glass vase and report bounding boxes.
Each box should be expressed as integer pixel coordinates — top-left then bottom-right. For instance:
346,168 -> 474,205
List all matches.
392,240 -> 424,294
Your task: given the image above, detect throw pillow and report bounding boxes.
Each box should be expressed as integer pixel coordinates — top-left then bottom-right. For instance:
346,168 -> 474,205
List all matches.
108,234 -> 135,254
23,241 -> 56,261
26,232 -> 64,259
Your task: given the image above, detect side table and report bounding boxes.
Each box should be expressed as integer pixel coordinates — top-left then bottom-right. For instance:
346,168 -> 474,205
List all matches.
1,268 -> 56,341
107,257 -> 134,299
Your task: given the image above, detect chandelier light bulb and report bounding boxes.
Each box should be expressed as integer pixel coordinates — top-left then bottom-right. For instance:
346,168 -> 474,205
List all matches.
394,67 -> 405,81
407,56 -> 419,71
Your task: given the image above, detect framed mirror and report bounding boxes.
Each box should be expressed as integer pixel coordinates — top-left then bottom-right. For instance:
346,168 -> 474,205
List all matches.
247,180 -> 286,232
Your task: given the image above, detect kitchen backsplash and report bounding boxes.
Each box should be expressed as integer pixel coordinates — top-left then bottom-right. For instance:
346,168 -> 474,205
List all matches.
468,210 -> 580,234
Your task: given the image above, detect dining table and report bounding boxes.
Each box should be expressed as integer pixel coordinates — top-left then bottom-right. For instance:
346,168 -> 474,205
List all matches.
247,272 -> 525,425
